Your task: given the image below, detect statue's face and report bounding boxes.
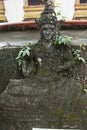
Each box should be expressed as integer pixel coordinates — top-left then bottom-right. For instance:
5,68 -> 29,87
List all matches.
42,24 -> 55,41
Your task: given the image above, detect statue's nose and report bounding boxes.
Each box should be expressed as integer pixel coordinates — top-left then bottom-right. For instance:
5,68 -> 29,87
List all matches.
47,30 -> 50,34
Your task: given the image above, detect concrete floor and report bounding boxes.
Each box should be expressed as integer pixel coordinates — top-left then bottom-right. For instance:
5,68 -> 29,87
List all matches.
0,29 -> 87,47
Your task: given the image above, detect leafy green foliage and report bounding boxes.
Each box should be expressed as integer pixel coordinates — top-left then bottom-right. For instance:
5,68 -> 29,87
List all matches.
72,49 -> 85,63
16,45 -> 31,67
84,88 -> 87,94
54,35 -> 86,64
72,44 -> 86,64
54,35 -> 73,46
57,10 -> 66,21
57,10 -> 62,16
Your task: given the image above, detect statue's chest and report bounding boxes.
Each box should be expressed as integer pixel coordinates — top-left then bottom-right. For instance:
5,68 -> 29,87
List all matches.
37,48 -> 61,75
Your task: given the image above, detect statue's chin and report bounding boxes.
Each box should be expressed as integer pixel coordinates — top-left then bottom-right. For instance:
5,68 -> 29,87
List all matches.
44,35 -> 53,41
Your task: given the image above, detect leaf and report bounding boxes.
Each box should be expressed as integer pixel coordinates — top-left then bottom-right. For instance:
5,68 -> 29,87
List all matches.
61,16 -> 66,20
18,50 -> 23,57
57,11 -> 61,16
54,35 -> 73,46
77,53 -> 80,58
18,59 -> 22,66
15,56 -> 20,60
78,57 -> 86,63
23,51 -> 27,57
26,49 -> 30,56
54,40 -> 57,45
26,47 -> 31,51
84,89 -> 87,94
80,43 -> 85,50
76,50 -> 81,53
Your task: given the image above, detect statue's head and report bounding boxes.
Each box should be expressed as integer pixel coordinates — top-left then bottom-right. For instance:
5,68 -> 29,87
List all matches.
36,0 -> 59,43
41,24 -> 55,41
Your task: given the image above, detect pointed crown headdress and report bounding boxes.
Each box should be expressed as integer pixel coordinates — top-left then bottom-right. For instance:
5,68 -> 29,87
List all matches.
36,0 -> 57,27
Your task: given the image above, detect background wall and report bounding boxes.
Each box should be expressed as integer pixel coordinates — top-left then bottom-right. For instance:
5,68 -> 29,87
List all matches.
4,0 -> 75,23
55,0 -> 75,20
4,0 -> 24,22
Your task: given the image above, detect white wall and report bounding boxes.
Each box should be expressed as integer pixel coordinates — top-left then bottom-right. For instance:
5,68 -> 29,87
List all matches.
4,0 -> 24,23
4,0 -> 75,23
55,0 -> 75,20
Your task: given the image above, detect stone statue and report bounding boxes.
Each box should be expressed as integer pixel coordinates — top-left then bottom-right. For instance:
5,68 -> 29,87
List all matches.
34,0 -> 76,77
21,0 -> 60,77
21,0 -> 80,80
0,0 -> 87,130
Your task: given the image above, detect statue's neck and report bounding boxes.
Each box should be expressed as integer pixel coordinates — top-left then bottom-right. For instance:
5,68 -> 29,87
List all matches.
42,40 -> 53,48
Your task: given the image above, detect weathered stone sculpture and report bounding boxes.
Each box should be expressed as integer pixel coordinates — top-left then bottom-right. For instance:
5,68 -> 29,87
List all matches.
0,0 -> 87,130
36,0 -> 59,44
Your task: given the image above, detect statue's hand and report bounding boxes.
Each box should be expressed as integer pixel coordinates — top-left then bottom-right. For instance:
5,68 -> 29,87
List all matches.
57,61 -> 75,72
57,66 -> 63,72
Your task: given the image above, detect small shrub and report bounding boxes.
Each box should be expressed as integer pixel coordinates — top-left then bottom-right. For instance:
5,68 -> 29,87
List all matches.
54,35 -> 73,46
16,45 -> 31,67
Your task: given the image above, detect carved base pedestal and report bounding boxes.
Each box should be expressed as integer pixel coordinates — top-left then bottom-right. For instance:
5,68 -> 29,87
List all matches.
0,78 -> 85,130
0,44 -> 87,129
0,1 -> 7,22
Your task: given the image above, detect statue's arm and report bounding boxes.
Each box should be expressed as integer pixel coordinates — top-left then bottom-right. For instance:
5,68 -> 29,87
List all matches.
59,61 -> 75,71
58,49 -> 75,72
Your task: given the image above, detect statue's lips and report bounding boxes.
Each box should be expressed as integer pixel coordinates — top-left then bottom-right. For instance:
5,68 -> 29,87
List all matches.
44,35 -> 53,40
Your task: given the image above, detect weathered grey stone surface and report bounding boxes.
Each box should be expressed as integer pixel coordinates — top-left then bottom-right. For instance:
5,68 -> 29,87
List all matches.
0,2 -> 87,127
0,47 -> 23,94
0,42 -> 87,130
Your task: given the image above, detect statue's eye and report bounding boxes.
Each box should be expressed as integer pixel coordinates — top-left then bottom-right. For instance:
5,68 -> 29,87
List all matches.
44,28 -> 48,31
51,27 -> 55,31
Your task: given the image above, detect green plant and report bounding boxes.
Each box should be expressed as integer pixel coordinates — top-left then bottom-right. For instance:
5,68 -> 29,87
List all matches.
72,44 -> 86,64
54,34 -> 86,64
57,10 -> 66,21
54,35 -> 73,46
72,49 -> 85,64
84,88 -> 87,94
16,45 -> 31,67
